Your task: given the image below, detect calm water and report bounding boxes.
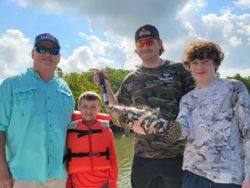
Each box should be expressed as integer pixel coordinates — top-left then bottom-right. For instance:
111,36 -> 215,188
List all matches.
114,133 -> 134,188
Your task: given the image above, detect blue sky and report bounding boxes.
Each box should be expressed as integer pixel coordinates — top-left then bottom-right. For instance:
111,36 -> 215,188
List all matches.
0,0 -> 250,82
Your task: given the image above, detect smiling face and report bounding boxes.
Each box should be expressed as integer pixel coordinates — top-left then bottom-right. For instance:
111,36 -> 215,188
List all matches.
78,99 -> 101,125
182,39 -> 224,87
189,58 -> 217,87
135,30 -> 163,66
32,41 -> 60,79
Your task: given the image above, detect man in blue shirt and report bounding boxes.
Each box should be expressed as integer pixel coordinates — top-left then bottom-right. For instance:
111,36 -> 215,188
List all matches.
0,33 -> 75,188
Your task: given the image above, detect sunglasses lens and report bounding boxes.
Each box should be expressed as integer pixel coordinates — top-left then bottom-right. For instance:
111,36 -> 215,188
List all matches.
36,46 -> 47,54
49,48 -> 59,55
36,46 -> 59,55
136,39 -> 155,47
147,39 -> 154,45
136,40 -> 145,47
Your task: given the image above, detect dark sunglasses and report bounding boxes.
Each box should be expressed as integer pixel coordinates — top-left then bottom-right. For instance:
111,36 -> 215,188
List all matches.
35,46 -> 60,56
135,38 -> 155,48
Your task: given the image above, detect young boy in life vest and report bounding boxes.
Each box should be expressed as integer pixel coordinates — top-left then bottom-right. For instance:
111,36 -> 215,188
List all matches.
65,91 -> 118,188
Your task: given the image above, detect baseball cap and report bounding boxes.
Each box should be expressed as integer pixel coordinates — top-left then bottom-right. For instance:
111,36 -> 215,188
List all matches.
135,24 -> 160,41
34,33 -> 60,49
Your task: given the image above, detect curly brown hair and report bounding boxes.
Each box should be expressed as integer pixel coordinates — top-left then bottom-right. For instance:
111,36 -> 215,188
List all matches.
182,39 -> 224,71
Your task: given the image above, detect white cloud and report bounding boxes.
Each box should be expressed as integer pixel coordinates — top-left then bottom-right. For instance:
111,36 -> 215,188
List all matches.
0,29 -> 138,82
234,0 -> 250,9
15,0 -> 188,37
219,67 -> 250,78
176,0 -> 250,77
1,0 -> 249,83
60,46 -> 95,73
0,29 -> 32,83
60,32 -> 132,74
228,36 -> 242,47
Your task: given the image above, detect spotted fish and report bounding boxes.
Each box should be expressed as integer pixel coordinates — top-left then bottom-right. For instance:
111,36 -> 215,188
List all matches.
107,105 -> 182,143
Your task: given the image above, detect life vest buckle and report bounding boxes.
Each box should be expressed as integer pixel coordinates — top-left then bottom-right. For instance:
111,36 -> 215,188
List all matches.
88,152 -> 101,157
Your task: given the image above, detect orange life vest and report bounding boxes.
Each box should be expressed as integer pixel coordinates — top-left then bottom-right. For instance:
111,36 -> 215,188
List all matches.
66,120 -> 111,175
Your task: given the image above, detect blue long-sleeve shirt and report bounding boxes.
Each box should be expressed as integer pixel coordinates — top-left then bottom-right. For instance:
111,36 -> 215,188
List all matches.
0,68 -> 75,181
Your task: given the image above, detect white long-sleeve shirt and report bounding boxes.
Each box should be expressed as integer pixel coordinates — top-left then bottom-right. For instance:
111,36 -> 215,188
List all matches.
177,78 -> 250,185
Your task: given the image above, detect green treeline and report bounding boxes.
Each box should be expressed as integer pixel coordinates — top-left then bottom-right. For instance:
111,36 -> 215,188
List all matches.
57,67 -> 250,112
227,74 -> 250,92
57,67 -> 131,111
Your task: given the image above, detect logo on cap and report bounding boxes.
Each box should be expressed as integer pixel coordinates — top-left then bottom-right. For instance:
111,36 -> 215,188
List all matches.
135,24 -> 160,41
34,33 -> 60,49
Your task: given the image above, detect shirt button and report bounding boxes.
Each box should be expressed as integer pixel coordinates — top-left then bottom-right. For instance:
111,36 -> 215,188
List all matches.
48,110 -> 51,112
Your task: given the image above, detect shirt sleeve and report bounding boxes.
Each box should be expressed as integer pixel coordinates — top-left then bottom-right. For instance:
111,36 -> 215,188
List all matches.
0,79 -> 12,132
115,78 -> 133,106
180,64 -> 195,95
176,96 -> 190,140
108,128 -> 118,188
233,81 -> 250,181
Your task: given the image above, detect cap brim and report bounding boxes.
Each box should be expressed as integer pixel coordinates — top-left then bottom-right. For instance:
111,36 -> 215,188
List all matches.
135,34 -> 160,41
35,39 -> 60,49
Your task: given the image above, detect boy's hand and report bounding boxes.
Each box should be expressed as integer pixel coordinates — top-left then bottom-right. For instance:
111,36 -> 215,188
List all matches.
242,180 -> 250,188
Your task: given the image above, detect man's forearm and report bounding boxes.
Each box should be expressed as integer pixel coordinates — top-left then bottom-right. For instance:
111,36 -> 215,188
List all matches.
0,131 -> 14,188
0,131 -> 8,171
104,73 -> 119,106
106,86 -> 118,106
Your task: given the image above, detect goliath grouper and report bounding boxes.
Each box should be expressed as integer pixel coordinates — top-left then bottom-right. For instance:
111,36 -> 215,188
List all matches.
107,105 -> 182,144
98,72 -> 182,144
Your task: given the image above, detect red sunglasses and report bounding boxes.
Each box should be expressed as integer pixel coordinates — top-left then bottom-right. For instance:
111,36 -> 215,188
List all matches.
135,38 -> 155,47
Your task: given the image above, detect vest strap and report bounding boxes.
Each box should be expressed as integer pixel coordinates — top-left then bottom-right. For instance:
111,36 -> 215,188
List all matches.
68,129 -> 102,138
65,147 -> 110,162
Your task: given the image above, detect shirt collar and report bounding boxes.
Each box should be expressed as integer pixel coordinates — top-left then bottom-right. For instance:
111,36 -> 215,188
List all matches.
27,68 -> 57,82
